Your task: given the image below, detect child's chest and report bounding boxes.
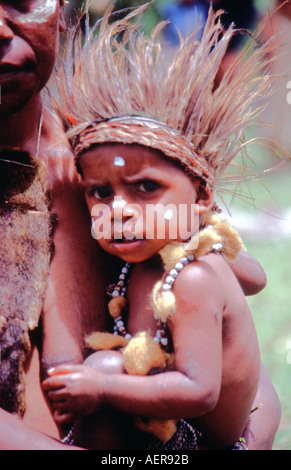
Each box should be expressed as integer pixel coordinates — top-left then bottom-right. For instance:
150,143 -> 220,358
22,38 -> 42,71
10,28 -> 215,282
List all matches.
126,261 -> 164,337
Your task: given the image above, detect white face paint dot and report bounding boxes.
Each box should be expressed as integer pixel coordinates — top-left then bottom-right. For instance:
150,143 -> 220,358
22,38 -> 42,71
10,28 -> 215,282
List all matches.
114,156 -> 125,167
164,209 -> 173,220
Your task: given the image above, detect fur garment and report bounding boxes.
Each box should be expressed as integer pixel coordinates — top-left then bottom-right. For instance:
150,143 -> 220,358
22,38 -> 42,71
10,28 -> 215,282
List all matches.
0,150 -> 54,416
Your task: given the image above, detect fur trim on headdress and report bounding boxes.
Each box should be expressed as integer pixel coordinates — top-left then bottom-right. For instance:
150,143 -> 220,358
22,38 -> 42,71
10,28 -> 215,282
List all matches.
54,2 -> 279,191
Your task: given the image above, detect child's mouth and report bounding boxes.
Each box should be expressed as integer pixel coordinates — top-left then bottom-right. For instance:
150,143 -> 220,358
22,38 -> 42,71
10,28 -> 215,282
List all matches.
110,236 -> 144,254
113,236 -> 142,242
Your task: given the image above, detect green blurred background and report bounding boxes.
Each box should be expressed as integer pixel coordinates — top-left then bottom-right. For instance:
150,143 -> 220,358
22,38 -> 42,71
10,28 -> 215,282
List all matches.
64,0 -> 291,450
222,157 -> 291,450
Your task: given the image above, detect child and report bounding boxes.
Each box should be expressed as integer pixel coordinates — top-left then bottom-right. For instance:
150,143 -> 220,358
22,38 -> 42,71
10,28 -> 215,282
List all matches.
43,6 -> 281,450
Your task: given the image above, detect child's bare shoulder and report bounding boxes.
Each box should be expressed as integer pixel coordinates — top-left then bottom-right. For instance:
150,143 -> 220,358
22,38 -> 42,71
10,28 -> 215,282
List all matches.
172,253 -> 228,307
174,252 -> 229,285
172,252 -> 242,309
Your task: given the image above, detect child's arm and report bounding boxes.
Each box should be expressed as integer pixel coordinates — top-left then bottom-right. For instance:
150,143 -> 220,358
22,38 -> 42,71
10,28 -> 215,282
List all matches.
42,262 -> 224,425
230,251 -> 267,296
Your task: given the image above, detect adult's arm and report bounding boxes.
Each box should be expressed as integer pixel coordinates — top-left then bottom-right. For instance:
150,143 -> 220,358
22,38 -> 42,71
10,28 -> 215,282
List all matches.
41,148 -> 111,373
0,409 -> 83,450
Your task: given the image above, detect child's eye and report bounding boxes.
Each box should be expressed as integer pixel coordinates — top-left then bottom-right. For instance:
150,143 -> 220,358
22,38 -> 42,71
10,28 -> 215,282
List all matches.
137,180 -> 160,193
88,185 -> 113,200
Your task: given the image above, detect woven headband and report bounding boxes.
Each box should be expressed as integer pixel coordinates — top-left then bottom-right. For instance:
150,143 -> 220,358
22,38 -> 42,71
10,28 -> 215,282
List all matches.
74,116 -> 215,189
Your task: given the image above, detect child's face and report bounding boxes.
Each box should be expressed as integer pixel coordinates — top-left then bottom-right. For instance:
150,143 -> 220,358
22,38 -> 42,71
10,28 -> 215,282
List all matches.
80,143 -> 212,263
0,0 -> 65,116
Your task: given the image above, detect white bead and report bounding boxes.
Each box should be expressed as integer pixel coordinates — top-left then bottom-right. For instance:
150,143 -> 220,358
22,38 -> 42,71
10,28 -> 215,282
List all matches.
212,242 -> 223,251
161,337 -> 168,346
119,274 -> 126,280
175,262 -> 183,271
112,290 -> 120,297
165,276 -> 174,285
180,257 -> 188,265
121,267 -> 128,274
187,254 -> 195,261
169,269 -> 178,278
116,320 -> 124,328
162,284 -> 171,291
125,334 -> 132,340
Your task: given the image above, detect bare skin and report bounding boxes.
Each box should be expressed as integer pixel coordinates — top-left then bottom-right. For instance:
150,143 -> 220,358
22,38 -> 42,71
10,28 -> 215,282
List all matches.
231,251 -> 267,296
43,144 -> 276,449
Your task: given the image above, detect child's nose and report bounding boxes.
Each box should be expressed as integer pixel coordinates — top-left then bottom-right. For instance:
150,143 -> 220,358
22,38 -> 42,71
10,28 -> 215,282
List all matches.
111,197 -> 130,220
110,197 -> 139,222
122,205 -> 136,221
111,197 -> 126,216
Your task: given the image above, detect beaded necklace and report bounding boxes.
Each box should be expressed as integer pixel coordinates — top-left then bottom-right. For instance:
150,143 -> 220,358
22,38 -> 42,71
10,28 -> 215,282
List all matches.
107,253 -> 201,352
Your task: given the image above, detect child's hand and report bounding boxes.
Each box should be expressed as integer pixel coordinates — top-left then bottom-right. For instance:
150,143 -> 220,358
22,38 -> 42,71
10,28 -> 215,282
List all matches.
42,364 -> 104,424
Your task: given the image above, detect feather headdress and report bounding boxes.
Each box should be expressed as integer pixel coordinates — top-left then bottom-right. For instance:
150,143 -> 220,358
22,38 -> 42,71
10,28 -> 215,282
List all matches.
55,2 -> 278,191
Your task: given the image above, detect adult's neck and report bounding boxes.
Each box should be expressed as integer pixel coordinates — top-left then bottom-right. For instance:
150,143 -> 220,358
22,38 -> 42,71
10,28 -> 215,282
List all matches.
0,94 -> 43,157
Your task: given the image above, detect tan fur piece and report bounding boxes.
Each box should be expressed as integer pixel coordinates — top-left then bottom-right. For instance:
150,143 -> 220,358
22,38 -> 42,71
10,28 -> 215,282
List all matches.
158,243 -> 186,272
108,296 -> 127,319
122,332 -> 166,376
135,416 -> 177,443
85,331 -> 128,350
122,332 -> 178,442
215,219 -> 245,262
192,228 -> 221,259
150,281 -> 176,322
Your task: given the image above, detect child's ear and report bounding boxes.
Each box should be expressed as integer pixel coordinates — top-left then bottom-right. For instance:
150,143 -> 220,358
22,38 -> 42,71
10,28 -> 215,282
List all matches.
194,180 -> 214,214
